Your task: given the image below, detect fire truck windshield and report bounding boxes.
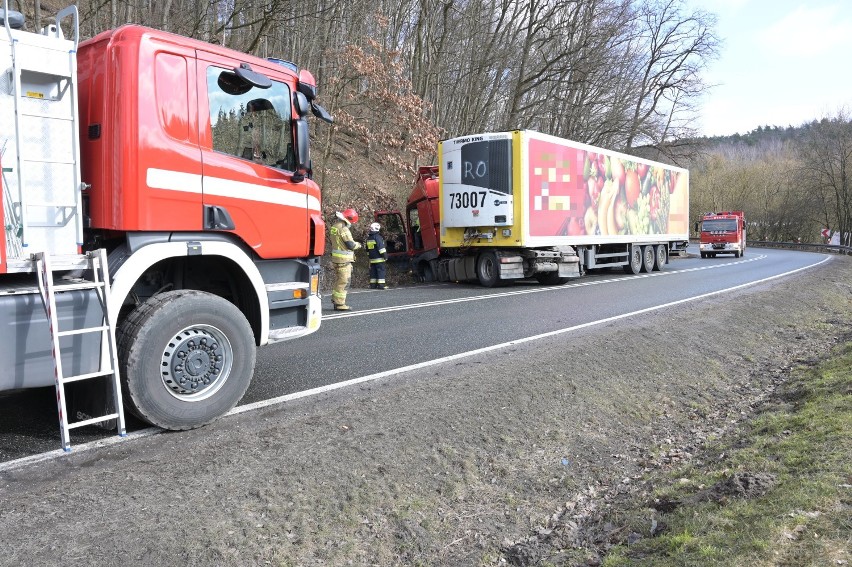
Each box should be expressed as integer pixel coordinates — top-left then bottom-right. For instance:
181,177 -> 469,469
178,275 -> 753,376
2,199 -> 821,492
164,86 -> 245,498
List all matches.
701,219 -> 737,232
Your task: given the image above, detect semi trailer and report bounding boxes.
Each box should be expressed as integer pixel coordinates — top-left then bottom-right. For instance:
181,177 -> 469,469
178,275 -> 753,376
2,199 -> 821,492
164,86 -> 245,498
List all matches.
378,130 -> 690,286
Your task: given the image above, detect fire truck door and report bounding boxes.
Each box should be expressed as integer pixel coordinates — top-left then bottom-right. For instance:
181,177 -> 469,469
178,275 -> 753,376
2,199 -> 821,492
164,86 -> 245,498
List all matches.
197,55 -> 310,259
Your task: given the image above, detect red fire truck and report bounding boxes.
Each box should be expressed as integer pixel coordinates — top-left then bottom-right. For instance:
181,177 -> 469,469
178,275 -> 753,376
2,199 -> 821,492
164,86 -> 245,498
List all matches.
696,211 -> 746,258
1,3 -> 330,449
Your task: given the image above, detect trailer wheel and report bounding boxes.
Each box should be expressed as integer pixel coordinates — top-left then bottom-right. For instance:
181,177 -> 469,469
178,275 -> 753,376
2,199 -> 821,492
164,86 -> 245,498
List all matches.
476,251 -> 500,287
623,245 -> 643,274
641,245 -> 655,273
117,290 -> 256,430
654,244 -> 667,271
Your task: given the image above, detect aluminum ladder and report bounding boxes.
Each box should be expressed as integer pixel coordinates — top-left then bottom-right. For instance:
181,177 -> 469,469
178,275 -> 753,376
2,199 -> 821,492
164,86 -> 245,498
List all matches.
33,248 -> 126,451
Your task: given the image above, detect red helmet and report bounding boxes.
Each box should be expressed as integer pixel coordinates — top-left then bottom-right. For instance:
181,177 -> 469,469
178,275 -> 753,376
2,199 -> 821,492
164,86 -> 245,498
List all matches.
340,208 -> 359,223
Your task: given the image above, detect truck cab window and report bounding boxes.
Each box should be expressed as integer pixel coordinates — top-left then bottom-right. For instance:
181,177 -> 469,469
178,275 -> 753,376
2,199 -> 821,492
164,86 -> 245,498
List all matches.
378,213 -> 407,252
702,219 -> 737,232
408,209 -> 423,250
206,67 -> 295,171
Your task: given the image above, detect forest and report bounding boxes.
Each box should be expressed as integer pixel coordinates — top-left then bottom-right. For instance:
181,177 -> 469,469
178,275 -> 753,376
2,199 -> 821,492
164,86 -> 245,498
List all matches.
15,0 -> 852,244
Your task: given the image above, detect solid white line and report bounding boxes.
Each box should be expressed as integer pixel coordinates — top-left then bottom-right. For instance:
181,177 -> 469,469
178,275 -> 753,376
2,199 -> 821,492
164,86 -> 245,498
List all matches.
0,254 -> 830,473
324,254 -> 769,319
231,255 -> 831,413
0,428 -> 160,473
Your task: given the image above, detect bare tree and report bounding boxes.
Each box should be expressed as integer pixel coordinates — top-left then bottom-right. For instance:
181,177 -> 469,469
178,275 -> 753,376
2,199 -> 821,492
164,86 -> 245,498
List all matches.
623,0 -> 718,149
798,113 -> 852,246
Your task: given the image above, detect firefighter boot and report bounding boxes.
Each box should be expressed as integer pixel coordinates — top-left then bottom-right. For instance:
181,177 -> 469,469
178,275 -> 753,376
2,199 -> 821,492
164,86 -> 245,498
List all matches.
334,304 -> 351,311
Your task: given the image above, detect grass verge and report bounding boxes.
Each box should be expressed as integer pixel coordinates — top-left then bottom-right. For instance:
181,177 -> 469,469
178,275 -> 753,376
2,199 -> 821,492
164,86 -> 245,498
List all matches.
602,341 -> 852,567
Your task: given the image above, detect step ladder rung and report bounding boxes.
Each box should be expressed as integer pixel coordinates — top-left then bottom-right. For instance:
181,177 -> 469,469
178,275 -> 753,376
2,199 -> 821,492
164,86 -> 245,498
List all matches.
20,111 -> 74,121
17,63 -> 73,76
28,201 -> 78,208
67,413 -> 120,430
16,61 -> 73,76
54,281 -> 105,292
60,369 -> 114,384
57,325 -> 109,337
13,60 -> 73,80
21,157 -> 76,165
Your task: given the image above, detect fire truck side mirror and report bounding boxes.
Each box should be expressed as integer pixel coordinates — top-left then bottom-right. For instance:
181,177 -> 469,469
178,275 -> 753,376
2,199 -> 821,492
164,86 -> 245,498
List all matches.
311,102 -> 333,124
694,222 -> 699,233
293,118 -> 310,181
234,63 -> 271,90
293,92 -> 310,117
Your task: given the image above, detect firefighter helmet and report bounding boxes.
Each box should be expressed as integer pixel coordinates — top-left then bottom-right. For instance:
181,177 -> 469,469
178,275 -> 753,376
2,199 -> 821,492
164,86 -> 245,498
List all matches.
337,208 -> 359,224
369,222 -> 381,232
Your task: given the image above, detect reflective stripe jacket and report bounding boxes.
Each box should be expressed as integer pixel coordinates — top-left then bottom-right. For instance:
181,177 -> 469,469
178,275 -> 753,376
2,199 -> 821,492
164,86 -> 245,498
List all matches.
330,220 -> 359,264
366,232 -> 387,264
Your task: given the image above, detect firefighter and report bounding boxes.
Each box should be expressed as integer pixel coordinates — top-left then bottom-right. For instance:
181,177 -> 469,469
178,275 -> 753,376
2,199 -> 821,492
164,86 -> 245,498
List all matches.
366,222 -> 389,289
329,208 -> 361,310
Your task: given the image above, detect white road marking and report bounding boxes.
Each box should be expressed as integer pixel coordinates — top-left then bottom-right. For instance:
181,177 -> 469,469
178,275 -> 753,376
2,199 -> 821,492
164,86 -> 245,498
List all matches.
0,254 -> 831,473
0,428 -> 161,473
325,254 -> 770,319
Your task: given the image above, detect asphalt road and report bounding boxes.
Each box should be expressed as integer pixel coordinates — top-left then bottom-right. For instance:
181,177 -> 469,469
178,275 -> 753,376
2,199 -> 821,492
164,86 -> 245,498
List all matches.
0,248 -> 830,464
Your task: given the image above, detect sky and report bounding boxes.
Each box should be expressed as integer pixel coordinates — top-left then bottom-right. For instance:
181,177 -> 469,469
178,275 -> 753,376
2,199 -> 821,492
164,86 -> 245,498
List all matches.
688,0 -> 852,137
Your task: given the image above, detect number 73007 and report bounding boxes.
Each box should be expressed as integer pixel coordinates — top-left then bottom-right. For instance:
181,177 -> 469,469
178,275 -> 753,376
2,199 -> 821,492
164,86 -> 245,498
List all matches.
448,191 -> 487,209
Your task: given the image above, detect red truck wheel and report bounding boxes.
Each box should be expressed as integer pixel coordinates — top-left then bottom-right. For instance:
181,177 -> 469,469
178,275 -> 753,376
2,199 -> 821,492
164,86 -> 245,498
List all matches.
117,290 -> 256,430
476,252 -> 500,287
418,260 -> 436,282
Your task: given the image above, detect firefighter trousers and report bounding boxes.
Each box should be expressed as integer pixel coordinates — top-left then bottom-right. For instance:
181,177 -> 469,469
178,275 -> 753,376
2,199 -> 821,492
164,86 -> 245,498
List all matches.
332,263 -> 352,306
369,261 -> 386,287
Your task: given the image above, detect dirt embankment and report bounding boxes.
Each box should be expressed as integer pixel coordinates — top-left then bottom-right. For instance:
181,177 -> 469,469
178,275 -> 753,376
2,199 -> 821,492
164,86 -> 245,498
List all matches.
1,255 -> 850,566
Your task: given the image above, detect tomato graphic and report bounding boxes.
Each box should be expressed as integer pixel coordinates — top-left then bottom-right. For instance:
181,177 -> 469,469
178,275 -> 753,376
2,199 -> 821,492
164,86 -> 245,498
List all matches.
649,184 -> 661,221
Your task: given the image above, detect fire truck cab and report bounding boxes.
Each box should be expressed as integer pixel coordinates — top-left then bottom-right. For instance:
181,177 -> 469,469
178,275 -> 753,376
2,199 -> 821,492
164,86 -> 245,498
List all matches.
1,3 -> 330,448
696,211 -> 746,258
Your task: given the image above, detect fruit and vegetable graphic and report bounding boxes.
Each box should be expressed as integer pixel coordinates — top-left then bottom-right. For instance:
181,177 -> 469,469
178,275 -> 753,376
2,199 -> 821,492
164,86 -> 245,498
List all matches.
580,150 -> 678,236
